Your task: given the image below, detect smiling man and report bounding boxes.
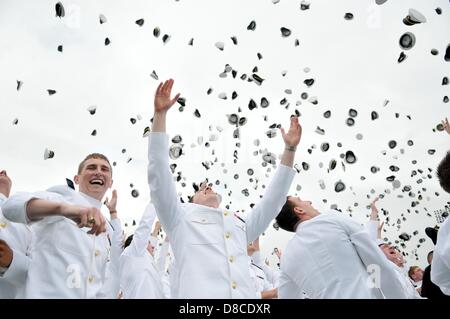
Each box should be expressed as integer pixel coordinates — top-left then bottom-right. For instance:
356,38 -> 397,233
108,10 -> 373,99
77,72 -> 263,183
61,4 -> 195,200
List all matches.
2,154 -> 116,298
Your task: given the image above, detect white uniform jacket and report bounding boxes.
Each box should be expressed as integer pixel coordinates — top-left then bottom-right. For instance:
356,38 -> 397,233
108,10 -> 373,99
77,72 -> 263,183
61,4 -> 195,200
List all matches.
0,194 -> 32,298
2,186 -> 111,298
119,203 -> 164,299
147,132 -> 295,298
278,211 -> 408,299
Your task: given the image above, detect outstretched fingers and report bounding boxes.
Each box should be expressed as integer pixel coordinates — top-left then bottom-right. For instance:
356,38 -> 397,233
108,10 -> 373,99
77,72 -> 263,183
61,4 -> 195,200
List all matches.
170,93 -> 181,106
156,82 -> 163,95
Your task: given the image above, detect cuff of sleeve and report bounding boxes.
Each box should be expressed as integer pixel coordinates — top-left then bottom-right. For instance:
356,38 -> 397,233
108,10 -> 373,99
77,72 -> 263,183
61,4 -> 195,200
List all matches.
1,249 -> 30,287
278,164 -> 296,177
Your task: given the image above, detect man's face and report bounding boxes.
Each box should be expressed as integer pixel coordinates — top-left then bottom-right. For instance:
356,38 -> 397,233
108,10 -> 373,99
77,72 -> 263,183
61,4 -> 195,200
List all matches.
74,158 -> 112,201
411,268 -> 424,282
380,244 -> 405,267
192,182 -> 221,208
0,170 -> 12,197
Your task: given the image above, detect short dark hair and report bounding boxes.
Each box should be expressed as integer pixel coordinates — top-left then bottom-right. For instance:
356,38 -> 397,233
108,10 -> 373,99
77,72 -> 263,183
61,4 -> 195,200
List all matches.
124,234 -> 134,248
275,197 -> 299,232
437,151 -> 450,193
78,153 -> 112,175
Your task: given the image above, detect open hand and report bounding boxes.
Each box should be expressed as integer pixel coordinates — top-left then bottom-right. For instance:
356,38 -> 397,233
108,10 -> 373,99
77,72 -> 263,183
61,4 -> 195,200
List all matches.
154,79 -> 180,114
281,116 -> 302,147
442,117 -> 450,135
105,189 -> 118,213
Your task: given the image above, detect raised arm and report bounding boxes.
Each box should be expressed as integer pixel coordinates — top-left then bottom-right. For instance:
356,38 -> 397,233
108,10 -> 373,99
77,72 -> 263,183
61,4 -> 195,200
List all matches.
442,117 -> 450,135
152,79 -> 180,133
148,79 -> 183,233
156,236 -> 170,275
125,203 -> 157,257
365,196 -> 380,241
246,117 -> 301,242
339,216 -> 407,299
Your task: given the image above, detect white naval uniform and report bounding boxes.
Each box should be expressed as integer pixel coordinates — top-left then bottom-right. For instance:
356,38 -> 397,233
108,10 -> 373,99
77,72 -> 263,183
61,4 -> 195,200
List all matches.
431,217 -> 450,295
252,251 -> 279,289
147,132 -> 295,298
98,217 -> 123,298
249,258 -> 271,298
154,238 -> 172,298
119,203 -> 164,299
278,211 -> 408,299
2,186 -> 111,298
0,194 -> 32,298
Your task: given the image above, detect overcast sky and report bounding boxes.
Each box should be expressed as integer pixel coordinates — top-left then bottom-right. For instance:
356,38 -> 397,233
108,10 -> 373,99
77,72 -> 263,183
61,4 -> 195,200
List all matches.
1,0 -> 449,268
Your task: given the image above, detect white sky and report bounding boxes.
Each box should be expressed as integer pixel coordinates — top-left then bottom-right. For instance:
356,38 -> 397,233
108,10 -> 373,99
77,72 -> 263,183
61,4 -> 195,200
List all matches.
0,0 -> 449,268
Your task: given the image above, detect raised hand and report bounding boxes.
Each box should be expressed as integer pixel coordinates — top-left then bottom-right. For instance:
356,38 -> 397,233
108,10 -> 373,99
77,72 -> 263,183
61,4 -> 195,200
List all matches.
442,117 -> 450,135
105,189 -> 118,213
281,116 -> 302,148
370,196 -> 379,220
377,221 -> 385,239
154,79 -> 180,114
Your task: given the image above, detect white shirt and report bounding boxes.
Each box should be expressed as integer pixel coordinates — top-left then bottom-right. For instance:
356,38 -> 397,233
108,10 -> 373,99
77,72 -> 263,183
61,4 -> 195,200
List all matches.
147,133 -> 295,298
431,217 -> 450,295
98,217 -> 123,299
154,238 -> 172,298
278,211 -> 408,299
0,194 -> 32,298
119,203 -> 164,299
2,186 -> 111,298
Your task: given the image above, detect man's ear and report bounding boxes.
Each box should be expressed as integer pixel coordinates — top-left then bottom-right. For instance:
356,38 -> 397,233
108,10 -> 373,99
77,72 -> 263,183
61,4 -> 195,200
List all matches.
293,206 -> 304,218
74,175 -> 79,185
108,179 -> 113,188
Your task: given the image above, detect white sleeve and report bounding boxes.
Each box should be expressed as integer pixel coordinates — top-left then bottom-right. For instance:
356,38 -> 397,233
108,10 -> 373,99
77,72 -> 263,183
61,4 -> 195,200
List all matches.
2,191 -> 65,225
245,165 -> 295,242
252,251 -> 278,288
155,240 -> 170,275
278,269 -> 299,299
338,216 -> 408,299
0,248 -> 30,288
124,203 -> 157,257
147,133 -> 184,234
365,220 -> 379,242
431,218 -> 450,294
99,218 -> 123,299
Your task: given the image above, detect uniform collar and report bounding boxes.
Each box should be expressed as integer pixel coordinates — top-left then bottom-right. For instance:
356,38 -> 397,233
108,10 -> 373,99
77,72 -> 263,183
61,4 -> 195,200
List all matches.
0,193 -> 7,205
